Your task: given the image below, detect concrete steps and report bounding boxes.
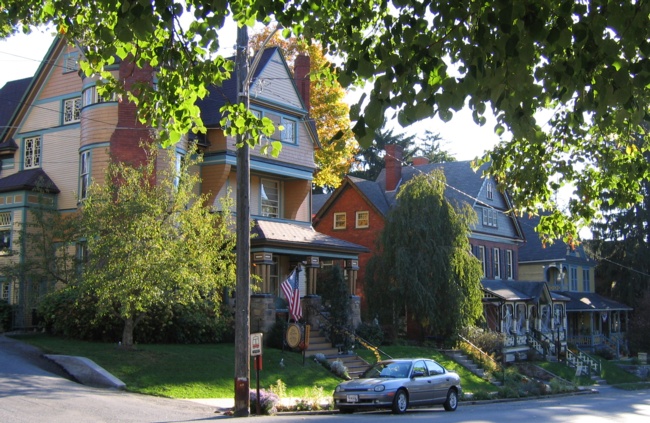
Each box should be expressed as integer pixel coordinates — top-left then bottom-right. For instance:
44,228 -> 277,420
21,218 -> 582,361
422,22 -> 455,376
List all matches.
305,329 -> 369,377
445,349 -> 502,386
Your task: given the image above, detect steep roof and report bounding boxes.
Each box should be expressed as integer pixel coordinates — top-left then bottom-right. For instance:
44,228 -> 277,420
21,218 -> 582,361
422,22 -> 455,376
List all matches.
481,280 -> 568,302
0,168 -> 60,194
0,77 -> 33,141
518,213 -> 595,265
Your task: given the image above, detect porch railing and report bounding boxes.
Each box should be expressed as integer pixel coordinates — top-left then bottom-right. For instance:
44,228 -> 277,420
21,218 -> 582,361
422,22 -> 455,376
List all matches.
566,349 -> 600,375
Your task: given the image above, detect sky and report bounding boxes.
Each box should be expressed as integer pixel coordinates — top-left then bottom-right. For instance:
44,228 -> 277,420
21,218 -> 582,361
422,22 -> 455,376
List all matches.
0,28 -> 503,162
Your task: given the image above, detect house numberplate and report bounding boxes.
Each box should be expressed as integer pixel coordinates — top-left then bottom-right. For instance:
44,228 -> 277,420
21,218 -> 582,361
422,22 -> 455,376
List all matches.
346,394 -> 359,403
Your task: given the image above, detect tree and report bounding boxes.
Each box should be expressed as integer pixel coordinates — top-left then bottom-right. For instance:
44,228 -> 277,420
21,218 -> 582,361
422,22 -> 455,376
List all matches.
365,171 -> 484,341
80,146 -> 237,348
4,1 -> 650,240
250,26 -> 358,191
350,128 -> 453,181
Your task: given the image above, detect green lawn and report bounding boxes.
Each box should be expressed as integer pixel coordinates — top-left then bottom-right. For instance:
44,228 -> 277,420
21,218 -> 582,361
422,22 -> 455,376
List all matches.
10,333 -> 339,399
11,334 -> 497,400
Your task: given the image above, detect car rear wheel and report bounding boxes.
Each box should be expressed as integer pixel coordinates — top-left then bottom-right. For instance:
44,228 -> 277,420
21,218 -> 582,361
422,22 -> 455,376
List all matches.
443,388 -> 458,412
391,389 -> 409,414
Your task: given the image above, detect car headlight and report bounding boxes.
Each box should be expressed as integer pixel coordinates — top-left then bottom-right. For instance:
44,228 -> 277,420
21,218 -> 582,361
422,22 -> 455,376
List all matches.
335,386 -> 342,393
373,385 -> 385,392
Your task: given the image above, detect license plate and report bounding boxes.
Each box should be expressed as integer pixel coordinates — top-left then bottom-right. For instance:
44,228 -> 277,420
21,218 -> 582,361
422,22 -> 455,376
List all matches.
346,394 -> 359,403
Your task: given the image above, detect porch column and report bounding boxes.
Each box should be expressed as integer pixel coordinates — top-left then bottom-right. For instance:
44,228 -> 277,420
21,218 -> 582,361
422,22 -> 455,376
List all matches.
345,259 -> 359,296
305,256 -> 320,295
252,252 -> 274,293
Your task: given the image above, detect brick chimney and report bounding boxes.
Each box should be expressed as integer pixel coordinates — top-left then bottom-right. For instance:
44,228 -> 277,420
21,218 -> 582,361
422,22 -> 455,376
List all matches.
385,144 -> 403,191
294,54 -> 310,114
109,60 -> 155,168
412,157 -> 430,166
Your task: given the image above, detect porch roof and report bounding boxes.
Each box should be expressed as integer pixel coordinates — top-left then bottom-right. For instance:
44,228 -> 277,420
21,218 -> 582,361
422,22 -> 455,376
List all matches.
0,168 -> 60,194
251,219 -> 369,258
554,291 -> 633,312
482,280 -> 569,302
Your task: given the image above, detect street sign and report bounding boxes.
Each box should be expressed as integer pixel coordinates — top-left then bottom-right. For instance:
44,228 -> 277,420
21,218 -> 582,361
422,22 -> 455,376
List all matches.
251,333 -> 263,356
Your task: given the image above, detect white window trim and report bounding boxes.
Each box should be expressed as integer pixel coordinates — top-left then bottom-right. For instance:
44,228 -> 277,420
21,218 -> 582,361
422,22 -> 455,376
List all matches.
24,136 -> 42,169
355,211 -> 369,229
63,97 -> 82,124
281,117 -> 297,144
79,151 -> 91,201
333,212 -> 346,230
506,250 -> 514,279
260,179 -> 280,218
0,211 -> 12,255
493,248 -> 501,279
477,245 -> 486,277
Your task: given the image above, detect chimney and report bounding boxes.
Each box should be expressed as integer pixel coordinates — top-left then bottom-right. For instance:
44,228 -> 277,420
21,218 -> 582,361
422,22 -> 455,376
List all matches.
412,157 -> 430,166
385,144 -> 403,191
294,54 -> 310,114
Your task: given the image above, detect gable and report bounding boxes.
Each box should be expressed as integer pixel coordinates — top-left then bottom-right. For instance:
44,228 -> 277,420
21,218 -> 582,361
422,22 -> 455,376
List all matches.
250,49 -> 304,112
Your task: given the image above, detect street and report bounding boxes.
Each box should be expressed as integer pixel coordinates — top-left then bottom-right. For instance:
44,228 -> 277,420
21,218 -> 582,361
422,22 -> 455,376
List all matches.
1,334 -> 649,422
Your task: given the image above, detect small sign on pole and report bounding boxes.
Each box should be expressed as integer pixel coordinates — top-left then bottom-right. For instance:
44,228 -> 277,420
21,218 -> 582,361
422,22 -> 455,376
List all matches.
251,333 -> 263,356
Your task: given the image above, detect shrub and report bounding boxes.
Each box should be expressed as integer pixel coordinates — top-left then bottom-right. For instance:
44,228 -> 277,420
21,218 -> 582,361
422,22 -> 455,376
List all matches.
461,326 -> 504,355
330,359 -> 350,380
250,389 -> 279,415
356,321 -> 384,346
0,299 -> 13,332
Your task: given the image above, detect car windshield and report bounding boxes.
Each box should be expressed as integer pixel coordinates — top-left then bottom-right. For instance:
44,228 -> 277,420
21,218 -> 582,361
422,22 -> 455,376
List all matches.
361,361 -> 411,379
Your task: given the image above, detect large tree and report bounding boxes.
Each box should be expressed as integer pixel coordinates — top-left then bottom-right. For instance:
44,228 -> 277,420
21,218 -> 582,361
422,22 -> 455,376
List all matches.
80,146 -> 237,348
365,171 -> 484,341
250,26 -> 358,191
3,1 -> 650,240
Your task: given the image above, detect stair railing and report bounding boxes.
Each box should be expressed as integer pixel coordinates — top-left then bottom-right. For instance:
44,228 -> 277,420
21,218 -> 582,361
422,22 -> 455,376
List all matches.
305,303 -> 392,362
457,334 -> 500,371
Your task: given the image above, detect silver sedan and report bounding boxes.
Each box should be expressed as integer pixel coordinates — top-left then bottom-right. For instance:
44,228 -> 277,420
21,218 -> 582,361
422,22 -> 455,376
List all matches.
333,358 -> 462,414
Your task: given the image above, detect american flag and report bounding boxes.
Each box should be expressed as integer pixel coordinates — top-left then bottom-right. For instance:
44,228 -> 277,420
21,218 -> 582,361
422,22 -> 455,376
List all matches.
281,267 -> 302,321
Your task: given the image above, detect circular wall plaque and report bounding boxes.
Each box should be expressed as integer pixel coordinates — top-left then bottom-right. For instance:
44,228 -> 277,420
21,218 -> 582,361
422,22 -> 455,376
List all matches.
286,324 -> 302,348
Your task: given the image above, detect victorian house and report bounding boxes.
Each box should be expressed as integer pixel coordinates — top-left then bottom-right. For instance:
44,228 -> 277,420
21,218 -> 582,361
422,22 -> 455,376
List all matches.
518,214 -> 632,358
0,37 -> 365,331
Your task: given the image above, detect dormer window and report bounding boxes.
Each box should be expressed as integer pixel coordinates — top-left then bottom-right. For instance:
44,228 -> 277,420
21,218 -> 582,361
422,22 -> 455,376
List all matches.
486,182 -> 494,200
281,117 -> 296,144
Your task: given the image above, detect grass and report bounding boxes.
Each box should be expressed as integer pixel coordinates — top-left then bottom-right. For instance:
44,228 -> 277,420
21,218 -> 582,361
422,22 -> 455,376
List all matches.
10,333 -> 340,399
535,361 -> 595,386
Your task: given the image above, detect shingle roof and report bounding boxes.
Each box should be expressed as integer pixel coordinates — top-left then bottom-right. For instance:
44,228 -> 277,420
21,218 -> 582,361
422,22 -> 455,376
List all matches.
252,219 -> 368,254
0,168 -> 60,194
196,48 -> 282,127
518,213 -> 595,264
482,280 -> 570,302
0,77 -> 32,141
555,291 -> 632,312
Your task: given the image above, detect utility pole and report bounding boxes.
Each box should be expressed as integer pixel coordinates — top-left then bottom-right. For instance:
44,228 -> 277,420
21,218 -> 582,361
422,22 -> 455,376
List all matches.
233,24 -> 251,418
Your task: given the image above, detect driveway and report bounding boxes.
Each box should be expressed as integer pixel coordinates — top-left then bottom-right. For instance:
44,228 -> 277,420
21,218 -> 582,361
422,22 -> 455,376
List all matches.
0,334 -> 221,423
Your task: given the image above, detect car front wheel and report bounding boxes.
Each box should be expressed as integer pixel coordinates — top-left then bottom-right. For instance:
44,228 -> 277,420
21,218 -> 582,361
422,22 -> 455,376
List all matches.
391,389 -> 409,414
443,388 -> 458,412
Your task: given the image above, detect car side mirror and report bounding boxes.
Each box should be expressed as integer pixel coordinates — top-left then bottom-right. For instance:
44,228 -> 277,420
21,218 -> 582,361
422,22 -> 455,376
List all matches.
411,371 -> 425,378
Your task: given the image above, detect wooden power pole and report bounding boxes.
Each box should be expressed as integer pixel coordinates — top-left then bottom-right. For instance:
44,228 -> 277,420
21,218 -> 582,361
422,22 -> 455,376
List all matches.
233,24 -> 251,418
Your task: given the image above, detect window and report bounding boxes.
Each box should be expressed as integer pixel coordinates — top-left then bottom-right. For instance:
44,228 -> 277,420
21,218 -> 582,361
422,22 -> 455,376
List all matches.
570,267 -> 578,291
493,248 -> 501,279
506,250 -> 514,279
79,151 -> 91,201
333,212 -> 346,229
1,283 -> 8,301
476,245 -> 486,277
425,360 -> 444,376
482,207 -> 498,227
83,86 -> 118,106
0,212 -> 11,255
173,151 -> 183,188
281,118 -> 296,144
260,179 -> 279,218
24,136 -> 41,169
355,211 -> 369,228
582,269 -> 590,291
63,97 -> 81,124
486,182 -> 494,200
63,52 -> 79,73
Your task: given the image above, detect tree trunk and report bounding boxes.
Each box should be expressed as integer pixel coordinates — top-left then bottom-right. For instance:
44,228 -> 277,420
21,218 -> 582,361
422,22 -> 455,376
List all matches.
122,317 -> 135,349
